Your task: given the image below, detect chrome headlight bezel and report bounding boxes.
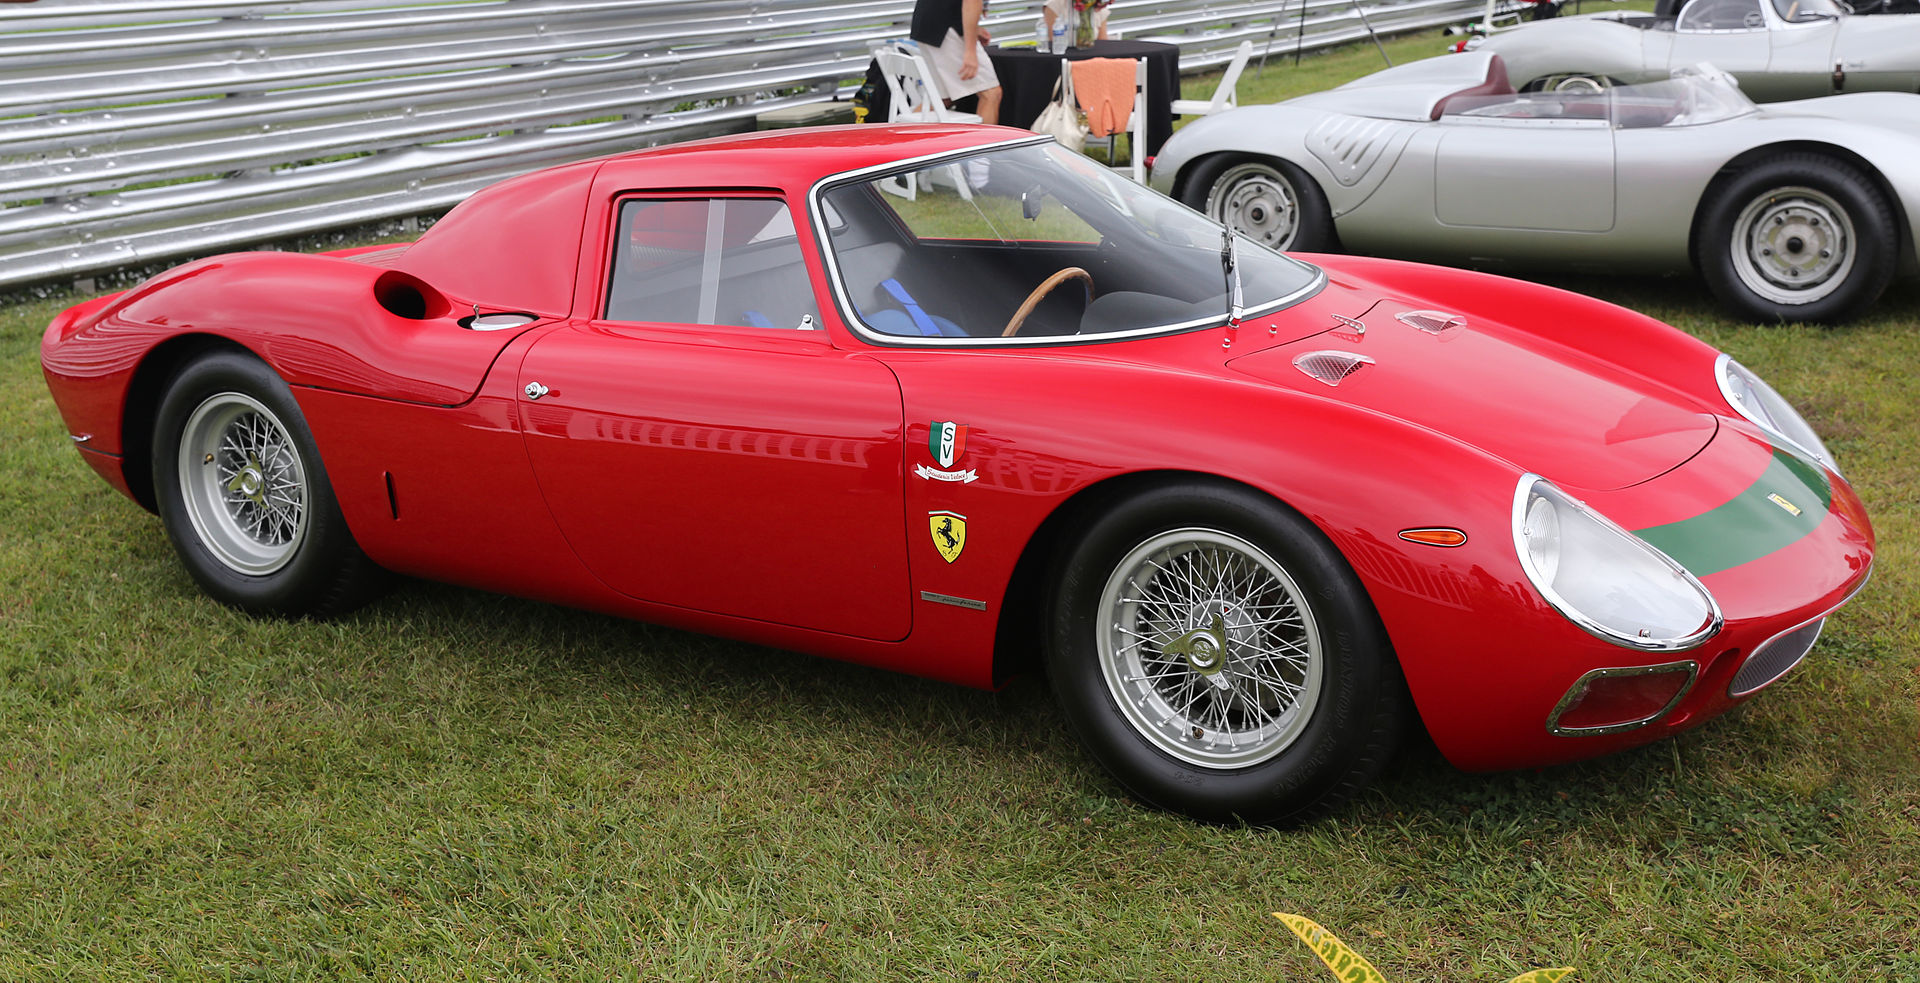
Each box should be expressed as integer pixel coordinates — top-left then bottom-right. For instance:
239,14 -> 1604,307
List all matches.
1511,475 -> 1724,652
1715,353 -> 1836,474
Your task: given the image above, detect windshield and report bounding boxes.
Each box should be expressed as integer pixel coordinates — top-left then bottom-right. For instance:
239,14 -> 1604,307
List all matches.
815,141 -> 1321,345
1611,64 -> 1756,126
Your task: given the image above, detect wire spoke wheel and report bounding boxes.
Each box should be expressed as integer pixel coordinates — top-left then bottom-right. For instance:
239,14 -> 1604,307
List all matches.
1730,186 -> 1855,306
1098,528 -> 1322,769
177,391 -> 310,576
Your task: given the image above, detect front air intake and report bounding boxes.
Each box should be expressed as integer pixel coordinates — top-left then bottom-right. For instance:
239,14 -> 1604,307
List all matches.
1729,617 -> 1824,697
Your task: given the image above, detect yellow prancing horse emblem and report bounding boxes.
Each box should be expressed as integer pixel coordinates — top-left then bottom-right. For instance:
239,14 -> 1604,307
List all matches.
929,510 -> 967,563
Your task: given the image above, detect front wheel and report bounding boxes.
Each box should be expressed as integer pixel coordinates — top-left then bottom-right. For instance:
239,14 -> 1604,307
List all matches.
1046,482 -> 1402,825
152,350 -> 383,617
1184,157 -> 1337,253
1697,154 -> 1896,324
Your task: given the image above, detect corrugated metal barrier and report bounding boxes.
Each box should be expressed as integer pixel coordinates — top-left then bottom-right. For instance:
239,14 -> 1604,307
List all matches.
1,0 -> 1484,289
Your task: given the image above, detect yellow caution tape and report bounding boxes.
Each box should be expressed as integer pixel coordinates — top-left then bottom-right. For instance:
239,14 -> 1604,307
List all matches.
1272,912 -> 1577,983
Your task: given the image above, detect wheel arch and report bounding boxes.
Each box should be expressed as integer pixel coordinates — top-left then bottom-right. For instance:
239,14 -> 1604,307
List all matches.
118,333 -> 265,513
1169,151 -> 1345,253
990,468 -> 1394,685
1687,141 -> 1909,274
1172,151 -> 1328,210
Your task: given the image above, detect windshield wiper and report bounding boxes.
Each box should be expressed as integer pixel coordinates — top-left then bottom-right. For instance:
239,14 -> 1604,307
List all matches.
1221,225 -> 1245,332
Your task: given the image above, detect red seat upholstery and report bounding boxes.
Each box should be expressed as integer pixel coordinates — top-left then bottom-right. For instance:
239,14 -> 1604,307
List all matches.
1430,54 -> 1515,120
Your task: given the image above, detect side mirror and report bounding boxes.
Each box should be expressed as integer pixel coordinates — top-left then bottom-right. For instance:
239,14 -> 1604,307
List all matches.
1021,185 -> 1045,221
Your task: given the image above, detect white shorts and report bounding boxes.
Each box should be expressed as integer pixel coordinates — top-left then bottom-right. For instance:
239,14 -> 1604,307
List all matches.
924,29 -> 1001,97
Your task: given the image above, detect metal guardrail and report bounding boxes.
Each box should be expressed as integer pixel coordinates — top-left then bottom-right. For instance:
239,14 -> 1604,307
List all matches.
1,0 -> 1484,289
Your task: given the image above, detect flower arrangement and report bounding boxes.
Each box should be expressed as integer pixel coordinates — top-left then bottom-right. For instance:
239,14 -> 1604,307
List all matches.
1070,0 -> 1109,47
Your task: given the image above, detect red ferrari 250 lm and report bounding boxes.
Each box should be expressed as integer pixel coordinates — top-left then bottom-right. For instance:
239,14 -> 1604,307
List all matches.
41,125 -> 1874,824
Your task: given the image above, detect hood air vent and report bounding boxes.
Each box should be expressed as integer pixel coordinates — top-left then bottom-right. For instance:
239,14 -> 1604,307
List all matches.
1293,350 -> 1375,387
1396,309 -> 1466,335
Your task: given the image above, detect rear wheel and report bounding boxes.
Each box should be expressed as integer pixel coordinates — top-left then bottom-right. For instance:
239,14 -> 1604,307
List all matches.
1697,153 -> 1896,323
152,351 -> 383,616
1184,157 -> 1336,253
1046,482 -> 1402,825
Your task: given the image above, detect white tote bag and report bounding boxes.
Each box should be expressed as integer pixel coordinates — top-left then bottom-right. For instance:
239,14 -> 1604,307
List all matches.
1030,75 -> 1088,153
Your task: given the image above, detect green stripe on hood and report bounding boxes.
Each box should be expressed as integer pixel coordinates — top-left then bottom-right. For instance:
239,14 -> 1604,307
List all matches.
1633,448 -> 1832,578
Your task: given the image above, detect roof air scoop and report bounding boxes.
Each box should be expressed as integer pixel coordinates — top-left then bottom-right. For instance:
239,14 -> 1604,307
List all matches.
1293,350 -> 1375,387
1396,309 -> 1467,335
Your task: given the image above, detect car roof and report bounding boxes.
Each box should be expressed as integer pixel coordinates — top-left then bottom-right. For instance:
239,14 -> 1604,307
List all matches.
591,123 -> 1028,189
396,123 -> 1030,316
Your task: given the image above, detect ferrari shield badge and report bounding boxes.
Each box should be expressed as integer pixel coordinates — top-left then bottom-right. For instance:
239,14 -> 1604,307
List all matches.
929,510 -> 967,563
918,421 -> 979,483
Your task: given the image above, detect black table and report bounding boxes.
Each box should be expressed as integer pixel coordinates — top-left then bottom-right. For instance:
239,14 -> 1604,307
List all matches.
986,39 -> 1180,157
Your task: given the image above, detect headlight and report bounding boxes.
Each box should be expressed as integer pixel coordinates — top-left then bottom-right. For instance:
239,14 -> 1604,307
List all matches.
1512,476 -> 1722,651
1716,354 -> 1836,473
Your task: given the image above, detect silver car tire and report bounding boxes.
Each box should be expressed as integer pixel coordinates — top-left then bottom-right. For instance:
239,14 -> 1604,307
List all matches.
1045,480 -> 1402,826
1184,156 -> 1336,253
1698,154 -> 1896,324
152,350 -> 384,616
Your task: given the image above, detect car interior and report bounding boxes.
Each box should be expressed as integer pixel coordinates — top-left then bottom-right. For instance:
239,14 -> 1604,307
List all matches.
819,152 -> 1243,341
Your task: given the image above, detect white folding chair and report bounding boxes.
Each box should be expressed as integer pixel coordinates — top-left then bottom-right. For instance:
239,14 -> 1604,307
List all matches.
1171,40 -> 1252,117
1070,57 -> 1148,183
870,41 -> 982,124
868,41 -> 981,199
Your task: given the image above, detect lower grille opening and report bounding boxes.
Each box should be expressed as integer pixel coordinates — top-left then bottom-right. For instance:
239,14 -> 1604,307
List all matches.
1729,617 -> 1824,698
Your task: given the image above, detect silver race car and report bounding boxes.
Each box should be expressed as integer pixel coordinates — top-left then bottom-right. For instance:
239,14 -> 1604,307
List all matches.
1468,0 -> 1920,100
1149,54 -> 1920,323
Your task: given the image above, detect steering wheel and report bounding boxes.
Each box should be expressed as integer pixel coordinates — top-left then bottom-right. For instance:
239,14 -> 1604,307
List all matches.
1002,267 -> 1094,337
1743,8 -> 1765,26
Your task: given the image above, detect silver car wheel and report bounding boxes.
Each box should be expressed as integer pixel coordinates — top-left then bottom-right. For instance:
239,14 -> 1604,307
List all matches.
1730,186 -> 1855,306
1551,74 -> 1606,94
1207,163 -> 1301,251
1097,527 -> 1323,769
177,391 -> 310,576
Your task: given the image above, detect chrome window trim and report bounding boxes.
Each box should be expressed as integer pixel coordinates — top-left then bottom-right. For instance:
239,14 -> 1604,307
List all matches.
806,134 -> 1325,348
1511,474 -> 1725,653
1546,660 -> 1700,736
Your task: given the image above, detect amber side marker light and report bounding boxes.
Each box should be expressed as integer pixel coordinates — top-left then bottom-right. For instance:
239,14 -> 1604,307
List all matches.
1398,527 -> 1468,547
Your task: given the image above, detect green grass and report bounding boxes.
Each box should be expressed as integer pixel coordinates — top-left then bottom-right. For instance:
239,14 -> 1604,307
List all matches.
5,34 -> 1920,982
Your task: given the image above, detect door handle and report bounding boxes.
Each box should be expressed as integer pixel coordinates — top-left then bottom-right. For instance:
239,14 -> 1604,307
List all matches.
524,381 -> 550,400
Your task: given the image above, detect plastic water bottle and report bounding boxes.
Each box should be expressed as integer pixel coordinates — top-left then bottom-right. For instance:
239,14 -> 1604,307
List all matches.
1036,16 -> 1067,53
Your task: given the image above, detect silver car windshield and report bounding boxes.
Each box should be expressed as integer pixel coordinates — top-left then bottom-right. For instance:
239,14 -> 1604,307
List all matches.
1611,65 -> 1757,127
816,141 -> 1321,345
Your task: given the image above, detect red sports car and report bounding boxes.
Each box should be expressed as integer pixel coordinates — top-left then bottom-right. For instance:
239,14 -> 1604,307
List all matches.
40,125 -> 1874,825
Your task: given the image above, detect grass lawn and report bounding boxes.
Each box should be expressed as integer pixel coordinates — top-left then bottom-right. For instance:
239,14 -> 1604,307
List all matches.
4,29 -> 1918,982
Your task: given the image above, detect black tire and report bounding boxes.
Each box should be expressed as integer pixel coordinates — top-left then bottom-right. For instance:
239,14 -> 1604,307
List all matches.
1046,482 -> 1403,826
151,350 -> 383,617
1183,156 -> 1337,253
1696,153 -> 1897,324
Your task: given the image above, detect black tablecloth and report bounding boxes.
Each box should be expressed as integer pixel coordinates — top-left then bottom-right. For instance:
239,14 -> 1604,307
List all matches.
987,39 -> 1180,156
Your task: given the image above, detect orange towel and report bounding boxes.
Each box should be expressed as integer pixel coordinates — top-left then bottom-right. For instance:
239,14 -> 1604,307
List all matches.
1070,57 -> 1135,138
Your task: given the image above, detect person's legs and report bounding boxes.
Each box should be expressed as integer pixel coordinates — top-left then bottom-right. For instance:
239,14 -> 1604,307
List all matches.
925,30 -> 1001,122
973,81 -> 1001,124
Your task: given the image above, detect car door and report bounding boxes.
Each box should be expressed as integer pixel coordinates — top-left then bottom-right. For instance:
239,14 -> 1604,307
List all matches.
517,194 -> 912,641
1669,0 -> 1774,85
1430,97 -> 1616,234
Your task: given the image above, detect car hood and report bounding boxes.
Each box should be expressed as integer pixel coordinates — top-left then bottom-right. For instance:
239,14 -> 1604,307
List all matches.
1224,298 -> 1717,491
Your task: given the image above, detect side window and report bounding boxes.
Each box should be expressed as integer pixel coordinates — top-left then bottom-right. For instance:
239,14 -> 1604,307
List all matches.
605,197 -> 820,330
